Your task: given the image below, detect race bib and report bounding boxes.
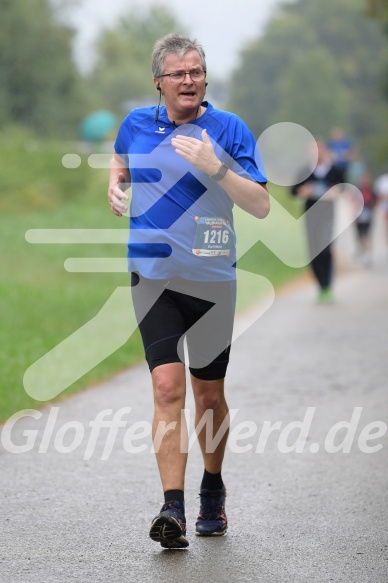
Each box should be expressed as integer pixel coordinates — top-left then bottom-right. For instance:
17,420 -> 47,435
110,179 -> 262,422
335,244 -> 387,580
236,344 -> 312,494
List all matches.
192,216 -> 234,257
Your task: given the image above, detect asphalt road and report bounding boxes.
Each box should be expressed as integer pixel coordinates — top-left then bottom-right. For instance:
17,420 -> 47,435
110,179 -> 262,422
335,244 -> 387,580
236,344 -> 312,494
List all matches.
1,215 -> 388,583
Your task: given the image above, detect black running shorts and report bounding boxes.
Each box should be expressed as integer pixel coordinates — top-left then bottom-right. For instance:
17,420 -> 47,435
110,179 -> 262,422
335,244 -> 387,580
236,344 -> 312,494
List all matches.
131,273 -> 236,380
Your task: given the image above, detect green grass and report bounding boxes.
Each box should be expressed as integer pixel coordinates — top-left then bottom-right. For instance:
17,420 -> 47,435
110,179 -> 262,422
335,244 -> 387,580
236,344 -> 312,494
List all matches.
0,135 -> 306,422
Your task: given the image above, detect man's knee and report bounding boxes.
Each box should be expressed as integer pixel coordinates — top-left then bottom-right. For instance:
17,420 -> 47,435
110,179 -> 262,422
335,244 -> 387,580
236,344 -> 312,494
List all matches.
152,363 -> 185,409
192,379 -> 226,412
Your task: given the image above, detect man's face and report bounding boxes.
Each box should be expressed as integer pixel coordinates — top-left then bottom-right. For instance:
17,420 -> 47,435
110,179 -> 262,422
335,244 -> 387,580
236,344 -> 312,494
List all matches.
155,50 -> 206,117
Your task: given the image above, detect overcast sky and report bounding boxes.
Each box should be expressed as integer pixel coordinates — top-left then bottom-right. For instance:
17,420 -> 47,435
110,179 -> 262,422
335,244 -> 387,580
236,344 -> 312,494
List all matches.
69,0 -> 286,76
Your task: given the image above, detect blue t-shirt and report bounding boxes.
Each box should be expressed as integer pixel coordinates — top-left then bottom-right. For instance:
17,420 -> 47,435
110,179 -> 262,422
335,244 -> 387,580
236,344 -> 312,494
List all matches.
114,101 -> 266,281
326,137 -> 352,170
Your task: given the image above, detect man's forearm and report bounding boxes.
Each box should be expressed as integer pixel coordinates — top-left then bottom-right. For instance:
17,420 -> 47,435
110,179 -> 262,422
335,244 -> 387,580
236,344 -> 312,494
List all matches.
216,170 -> 270,219
108,155 -> 130,192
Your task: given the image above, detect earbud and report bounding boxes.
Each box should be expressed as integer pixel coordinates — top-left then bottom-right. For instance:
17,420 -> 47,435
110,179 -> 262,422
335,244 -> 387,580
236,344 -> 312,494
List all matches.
155,84 -> 162,122
205,82 -> 208,87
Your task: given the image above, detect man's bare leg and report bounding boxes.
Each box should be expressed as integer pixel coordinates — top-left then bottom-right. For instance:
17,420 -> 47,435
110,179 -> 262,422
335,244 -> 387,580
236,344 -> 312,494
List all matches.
151,362 -> 188,491
191,376 -> 229,472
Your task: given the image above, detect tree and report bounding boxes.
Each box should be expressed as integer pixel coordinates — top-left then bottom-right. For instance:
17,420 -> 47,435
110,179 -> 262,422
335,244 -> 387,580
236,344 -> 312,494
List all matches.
0,0 -> 88,136
228,0 -> 388,155
275,49 -> 350,137
366,0 -> 388,22
364,0 -> 388,165
88,5 -> 188,114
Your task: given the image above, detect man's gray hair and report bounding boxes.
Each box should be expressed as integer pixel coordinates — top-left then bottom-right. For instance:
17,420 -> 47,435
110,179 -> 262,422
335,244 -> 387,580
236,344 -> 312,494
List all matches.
152,33 -> 206,78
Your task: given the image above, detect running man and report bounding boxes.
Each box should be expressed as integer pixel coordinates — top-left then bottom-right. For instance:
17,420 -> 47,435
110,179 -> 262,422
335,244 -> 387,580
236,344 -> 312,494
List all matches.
108,33 -> 269,549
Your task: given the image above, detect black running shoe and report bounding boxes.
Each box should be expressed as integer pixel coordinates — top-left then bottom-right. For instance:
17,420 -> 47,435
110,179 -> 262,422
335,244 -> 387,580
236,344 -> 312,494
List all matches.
195,487 -> 227,536
149,500 -> 189,549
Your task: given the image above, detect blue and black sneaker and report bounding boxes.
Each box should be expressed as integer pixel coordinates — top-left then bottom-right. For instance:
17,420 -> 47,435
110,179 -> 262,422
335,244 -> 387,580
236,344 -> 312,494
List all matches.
149,500 -> 189,549
195,487 -> 227,536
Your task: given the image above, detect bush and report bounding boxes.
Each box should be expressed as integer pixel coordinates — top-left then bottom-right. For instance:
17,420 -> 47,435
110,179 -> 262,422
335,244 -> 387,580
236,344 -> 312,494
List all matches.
0,126 -> 98,211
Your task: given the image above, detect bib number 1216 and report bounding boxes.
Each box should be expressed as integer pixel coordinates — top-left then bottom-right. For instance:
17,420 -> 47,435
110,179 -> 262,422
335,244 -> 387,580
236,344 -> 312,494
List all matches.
192,216 -> 234,257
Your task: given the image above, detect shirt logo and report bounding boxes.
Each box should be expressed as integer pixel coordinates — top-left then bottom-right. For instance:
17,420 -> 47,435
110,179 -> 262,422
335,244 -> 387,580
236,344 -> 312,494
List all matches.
155,126 -> 166,134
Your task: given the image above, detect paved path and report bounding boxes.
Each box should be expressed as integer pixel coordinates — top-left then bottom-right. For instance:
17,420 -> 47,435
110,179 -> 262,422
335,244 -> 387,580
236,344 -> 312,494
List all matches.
1,212 -> 388,583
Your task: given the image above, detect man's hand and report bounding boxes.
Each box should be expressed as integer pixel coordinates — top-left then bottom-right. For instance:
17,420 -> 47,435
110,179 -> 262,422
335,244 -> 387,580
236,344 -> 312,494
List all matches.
171,128 -> 220,176
108,172 -> 129,216
173,128 -> 269,219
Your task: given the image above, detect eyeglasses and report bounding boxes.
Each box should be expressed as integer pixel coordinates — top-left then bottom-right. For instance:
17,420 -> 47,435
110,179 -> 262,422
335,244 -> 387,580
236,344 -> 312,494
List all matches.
159,69 -> 206,83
